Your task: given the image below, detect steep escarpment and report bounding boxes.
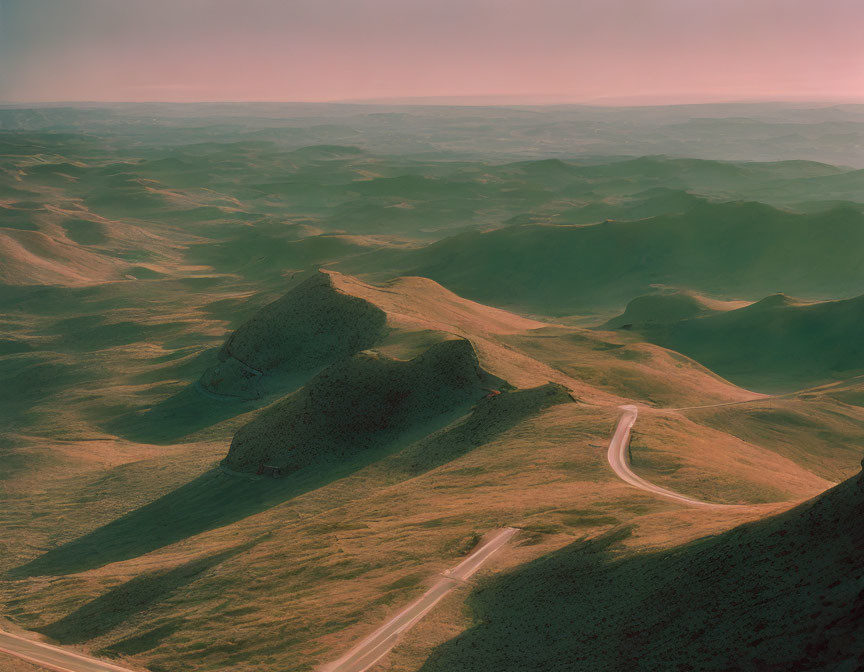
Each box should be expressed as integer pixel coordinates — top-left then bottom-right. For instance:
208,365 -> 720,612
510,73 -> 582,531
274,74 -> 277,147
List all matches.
200,271 -> 388,398
223,338 -> 502,472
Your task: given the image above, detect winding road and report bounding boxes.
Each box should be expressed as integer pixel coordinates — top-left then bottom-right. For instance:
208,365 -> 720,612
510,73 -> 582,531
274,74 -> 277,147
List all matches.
0,630 -> 137,672
2,405 -> 727,672
321,527 -> 518,672
608,404 -> 726,508
322,405 -> 731,671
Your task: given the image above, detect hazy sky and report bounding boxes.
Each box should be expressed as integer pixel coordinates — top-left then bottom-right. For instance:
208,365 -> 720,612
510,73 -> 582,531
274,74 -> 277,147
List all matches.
1,0 -> 862,104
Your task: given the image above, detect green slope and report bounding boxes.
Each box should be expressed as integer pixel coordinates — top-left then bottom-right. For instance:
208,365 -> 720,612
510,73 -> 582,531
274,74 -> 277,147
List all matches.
606,292 -> 864,391
341,201 -> 864,315
223,339 -> 501,473
601,291 -> 723,329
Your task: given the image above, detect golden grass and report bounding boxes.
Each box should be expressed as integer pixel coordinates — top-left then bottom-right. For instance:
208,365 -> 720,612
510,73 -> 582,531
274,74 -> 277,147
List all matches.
2,269 -> 861,671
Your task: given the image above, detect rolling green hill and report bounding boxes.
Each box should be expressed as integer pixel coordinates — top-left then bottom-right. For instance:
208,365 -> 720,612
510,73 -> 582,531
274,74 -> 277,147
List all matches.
5,105 -> 864,672
342,201 -> 864,315
604,292 -> 864,391
600,291 -> 730,329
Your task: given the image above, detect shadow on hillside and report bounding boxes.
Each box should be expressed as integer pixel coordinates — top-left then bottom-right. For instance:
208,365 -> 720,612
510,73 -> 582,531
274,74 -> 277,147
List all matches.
419,526 -> 643,672
37,544 -> 251,644
421,468 -> 864,672
102,384 -> 265,444
105,364 -> 325,444
96,621 -> 184,658
393,384 -> 572,476
0,354 -> 98,434
15,387 -> 575,579
14,401 -> 492,577
10,463 -> 341,577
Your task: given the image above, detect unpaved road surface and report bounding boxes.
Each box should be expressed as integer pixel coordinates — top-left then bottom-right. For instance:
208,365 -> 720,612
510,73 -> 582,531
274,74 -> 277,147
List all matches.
321,527 -> 518,672
5,405 -> 729,672
0,631 -> 138,672
607,405 -> 726,508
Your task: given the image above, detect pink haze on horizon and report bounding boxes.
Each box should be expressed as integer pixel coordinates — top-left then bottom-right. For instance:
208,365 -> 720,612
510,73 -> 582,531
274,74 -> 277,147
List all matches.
0,0 -> 862,104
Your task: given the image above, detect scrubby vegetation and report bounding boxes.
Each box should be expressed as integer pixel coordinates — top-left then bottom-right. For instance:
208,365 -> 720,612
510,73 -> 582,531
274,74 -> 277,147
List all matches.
2,103 -> 864,672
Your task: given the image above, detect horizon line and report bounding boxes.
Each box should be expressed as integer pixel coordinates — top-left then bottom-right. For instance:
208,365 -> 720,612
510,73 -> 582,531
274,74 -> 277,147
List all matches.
1,96 -> 864,109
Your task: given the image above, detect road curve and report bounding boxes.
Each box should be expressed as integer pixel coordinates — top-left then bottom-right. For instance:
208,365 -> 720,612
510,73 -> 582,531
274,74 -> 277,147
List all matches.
608,405 -> 726,508
2,408 -> 724,672
321,527 -> 518,672
0,630 -> 138,672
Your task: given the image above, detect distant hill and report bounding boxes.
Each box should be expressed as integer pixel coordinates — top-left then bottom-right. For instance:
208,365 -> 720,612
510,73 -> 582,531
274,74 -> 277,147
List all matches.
553,188 -> 708,226
287,144 -> 366,160
600,291 -> 739,329
747,167 -> 864,205
7,106 -> 864,672
341,201 -> 864,315
603,292 -> 864,391
0,228 -> 125,285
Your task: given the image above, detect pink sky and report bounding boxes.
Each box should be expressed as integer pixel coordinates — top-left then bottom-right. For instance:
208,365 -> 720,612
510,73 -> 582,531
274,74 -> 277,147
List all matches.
1,0 -> 862,104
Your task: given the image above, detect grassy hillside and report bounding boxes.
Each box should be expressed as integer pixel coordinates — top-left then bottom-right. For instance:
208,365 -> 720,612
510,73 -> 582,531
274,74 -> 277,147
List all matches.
341,201 -> 864,316
4,105 -> 864,672
604,292 -> 864,391
201,271 -> 388,399
600,291 -> 741,329
8,267 -> 861,672
224,339 -> 502,473
422,460 -> 864,672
